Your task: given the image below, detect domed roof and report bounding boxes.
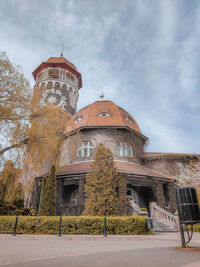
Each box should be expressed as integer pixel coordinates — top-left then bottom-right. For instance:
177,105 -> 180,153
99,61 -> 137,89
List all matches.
65,100 -> 145,138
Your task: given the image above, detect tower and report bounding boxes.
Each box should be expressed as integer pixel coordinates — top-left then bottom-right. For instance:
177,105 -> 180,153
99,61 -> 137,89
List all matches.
32,55 -> 82,115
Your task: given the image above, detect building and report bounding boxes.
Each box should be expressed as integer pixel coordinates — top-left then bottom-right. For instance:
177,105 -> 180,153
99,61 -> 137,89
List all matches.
31,55 -> 200,220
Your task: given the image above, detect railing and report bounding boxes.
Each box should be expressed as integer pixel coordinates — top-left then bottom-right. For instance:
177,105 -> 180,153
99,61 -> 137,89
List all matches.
150,202 -> 178,230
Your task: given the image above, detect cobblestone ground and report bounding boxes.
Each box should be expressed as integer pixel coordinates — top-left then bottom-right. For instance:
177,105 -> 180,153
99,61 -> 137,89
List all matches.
0,233 -> 200,266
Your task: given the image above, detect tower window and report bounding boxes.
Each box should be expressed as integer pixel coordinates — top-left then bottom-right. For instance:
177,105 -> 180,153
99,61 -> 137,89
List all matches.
69,87 -> 73,93
77,141 -> 94,158
41,82 -> 46,90
37,71 -> 43,81
47,81 -> 53,89
117,142 -> 132,157
48,68 -> 59,79
66,72 -> 74,81
54,82 -> 60,89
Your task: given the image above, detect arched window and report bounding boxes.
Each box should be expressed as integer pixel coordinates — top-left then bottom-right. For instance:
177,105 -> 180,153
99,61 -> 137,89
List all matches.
54,82 -> 60,89
77,141 -> 94,157
117,142 -> 132,157
41,82 -> 46,90
48,68 -> 59,79
61,84 -> 67,91
47,81 -> 53,89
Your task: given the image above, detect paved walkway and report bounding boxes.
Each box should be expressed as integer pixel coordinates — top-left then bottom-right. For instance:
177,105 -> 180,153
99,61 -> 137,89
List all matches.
0,233 -> 200,266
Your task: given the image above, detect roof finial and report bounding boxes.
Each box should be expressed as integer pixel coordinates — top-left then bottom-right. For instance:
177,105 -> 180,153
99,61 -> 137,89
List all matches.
100,92 -> 104,101
61,43 -> 64,57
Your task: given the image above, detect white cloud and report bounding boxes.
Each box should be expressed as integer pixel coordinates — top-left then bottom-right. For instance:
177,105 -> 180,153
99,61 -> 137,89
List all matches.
0,0 -> 200,153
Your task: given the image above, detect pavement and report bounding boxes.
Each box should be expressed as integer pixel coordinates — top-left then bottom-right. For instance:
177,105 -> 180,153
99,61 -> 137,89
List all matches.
0,233 -> 200,266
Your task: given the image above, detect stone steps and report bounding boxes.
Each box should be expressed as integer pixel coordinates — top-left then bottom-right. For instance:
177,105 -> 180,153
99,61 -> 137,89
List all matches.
152,219 -> 178,232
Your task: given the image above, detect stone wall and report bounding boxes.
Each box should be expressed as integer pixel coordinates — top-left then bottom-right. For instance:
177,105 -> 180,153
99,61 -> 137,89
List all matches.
152,180 -> 176,213
142,155 -> 200,187
60,128 -> 146,166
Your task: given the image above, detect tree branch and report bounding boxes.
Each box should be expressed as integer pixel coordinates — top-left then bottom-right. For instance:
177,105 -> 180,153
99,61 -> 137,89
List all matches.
0,138 -> 28,156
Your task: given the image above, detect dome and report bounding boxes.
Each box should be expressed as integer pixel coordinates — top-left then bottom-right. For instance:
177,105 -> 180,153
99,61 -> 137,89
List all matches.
65,100 -> 146,138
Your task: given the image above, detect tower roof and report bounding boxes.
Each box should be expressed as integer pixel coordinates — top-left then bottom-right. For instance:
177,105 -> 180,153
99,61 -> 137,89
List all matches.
65,100 -> 147,140
47,57 -> 77,71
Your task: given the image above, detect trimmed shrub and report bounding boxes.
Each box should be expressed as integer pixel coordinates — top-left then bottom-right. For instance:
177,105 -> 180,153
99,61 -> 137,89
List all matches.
0,216 -> 147,235
193,224 -> 200,232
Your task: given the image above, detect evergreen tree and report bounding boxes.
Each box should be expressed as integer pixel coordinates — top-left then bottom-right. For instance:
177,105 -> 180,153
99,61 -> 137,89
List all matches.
84,143 -> 126,216
40,165 -> 56,216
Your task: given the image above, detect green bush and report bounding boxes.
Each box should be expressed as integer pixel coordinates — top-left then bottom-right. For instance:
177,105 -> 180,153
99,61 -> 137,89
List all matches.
0,215 -> 147,235
193,224 -> 200,232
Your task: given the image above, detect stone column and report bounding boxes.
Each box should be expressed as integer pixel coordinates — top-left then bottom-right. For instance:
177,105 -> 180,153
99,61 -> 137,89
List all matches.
77,179 -> 85,215
56,179 -> 64,215
154,181 -> 166,209
167,182 -> 176,213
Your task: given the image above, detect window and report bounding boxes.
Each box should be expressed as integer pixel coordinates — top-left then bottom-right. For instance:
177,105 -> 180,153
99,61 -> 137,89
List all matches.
117,142 -> 132,157
48,68 -> 59,79
125,116 -> 134,124
41,82 -> 46,90
66,72 -> 74,81
74,116 -> 82,123
47,81 -> 53,89
98,113 -> 111,117
37,71 -> 43,81
70,189 -> 78,206
77,141 -> 94,157
54,82 -> 60,89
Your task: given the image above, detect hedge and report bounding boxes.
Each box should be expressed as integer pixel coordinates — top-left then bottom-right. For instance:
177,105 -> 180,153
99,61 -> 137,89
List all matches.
193,224 -> 200,232
0,216 -> 147,235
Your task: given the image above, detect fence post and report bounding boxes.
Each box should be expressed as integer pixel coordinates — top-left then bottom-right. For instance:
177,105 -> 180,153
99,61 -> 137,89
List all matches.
12,216 -> 18,236
57,216 -> 62,237
104,216 -> 107,237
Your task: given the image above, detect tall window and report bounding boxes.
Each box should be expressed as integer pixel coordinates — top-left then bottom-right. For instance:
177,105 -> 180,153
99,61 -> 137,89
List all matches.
66,72 -> 74,81
48,68 -> 59,79
70,189 -> 78,206
117,142 -> 132,157
77,141 -> 94,157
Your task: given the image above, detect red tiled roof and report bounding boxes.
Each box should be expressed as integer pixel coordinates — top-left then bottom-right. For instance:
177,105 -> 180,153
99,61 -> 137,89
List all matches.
56,160 -> 173,180
47,57 -> 77,71
65,101 -> 147,139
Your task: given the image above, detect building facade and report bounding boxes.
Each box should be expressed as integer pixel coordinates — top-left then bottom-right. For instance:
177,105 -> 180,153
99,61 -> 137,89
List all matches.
31,55 -> 200,217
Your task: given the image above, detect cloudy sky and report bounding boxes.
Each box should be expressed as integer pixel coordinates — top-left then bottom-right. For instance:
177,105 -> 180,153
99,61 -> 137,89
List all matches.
0,0 -> 200,153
